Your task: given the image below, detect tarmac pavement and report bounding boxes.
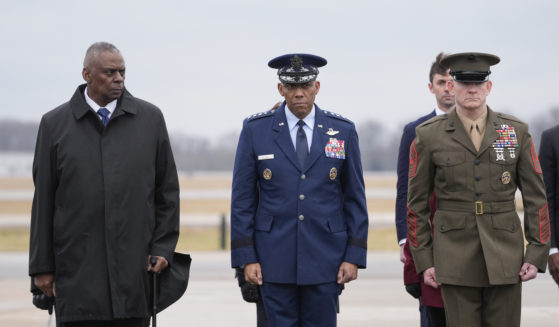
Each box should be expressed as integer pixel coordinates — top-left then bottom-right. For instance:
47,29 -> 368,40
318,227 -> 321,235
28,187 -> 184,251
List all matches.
1,251 -> 558,326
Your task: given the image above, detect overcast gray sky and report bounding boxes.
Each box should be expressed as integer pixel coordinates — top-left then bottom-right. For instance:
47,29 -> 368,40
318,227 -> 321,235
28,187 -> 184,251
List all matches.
1,0 -> 557,140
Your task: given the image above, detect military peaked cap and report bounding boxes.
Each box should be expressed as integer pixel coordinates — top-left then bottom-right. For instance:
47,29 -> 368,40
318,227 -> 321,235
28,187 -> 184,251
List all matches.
441,52 -> 500,82
268,53 -> 327,84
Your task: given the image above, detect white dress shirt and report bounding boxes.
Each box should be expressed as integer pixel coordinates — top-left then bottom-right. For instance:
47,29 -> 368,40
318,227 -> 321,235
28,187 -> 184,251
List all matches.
285,104 -> 315,152
84,87 -> 118,119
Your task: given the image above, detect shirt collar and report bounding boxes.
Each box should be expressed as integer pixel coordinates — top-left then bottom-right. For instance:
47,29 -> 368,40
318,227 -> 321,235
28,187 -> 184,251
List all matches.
84,87 -> 118,113
285,104 -> 315,131
456,108 -> 488,134
434,106 -> 446,116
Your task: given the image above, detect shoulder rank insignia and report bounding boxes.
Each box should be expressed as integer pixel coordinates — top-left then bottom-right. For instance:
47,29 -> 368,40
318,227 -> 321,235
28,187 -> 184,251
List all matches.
325,128 -> 339,136
322,110 -> 352,123
246,110 -> 274,121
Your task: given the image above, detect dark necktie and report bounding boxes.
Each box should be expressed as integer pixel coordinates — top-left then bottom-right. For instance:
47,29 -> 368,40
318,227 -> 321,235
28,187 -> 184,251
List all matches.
97,108 -> 110,126
296,120 -> 309,167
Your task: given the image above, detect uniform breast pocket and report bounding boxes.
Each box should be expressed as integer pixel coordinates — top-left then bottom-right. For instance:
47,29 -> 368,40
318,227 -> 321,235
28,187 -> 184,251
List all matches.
257,154 -> 281,183
254,215 -> 274,232
327,216 -> 347,233
325,157 -> 344,183
488,150 -> 517,191
432,152 -> 467,192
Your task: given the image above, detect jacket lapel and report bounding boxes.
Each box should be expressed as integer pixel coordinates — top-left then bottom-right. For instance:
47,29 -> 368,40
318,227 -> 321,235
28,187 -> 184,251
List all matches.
478,107 -> 499,155
446,108 -> 478,156
303,105 -> 327,172
71,84 -> 94,121
273,104 -> 301,171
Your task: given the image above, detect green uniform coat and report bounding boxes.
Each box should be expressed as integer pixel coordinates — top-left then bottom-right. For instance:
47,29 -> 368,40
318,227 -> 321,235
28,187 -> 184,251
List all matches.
407,107 -> 550,287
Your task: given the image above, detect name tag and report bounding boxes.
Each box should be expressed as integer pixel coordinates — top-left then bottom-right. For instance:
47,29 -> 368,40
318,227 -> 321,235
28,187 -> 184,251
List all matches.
258,154 -> 275,160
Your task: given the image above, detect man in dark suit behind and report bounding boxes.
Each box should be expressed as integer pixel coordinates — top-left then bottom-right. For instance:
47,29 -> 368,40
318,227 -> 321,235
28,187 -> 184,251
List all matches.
30,42 -> 180,327
395,52 -> 453,327
539,125 -> 559,286
230,53 -> 369,326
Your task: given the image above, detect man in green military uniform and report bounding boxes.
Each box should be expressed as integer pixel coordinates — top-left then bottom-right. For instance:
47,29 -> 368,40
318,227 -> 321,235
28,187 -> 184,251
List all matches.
407,52 -> 550,327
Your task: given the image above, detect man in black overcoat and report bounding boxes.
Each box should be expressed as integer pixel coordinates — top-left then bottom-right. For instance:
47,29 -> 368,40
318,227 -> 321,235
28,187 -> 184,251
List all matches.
29,42 -> 180,327
540,125 -> 559,286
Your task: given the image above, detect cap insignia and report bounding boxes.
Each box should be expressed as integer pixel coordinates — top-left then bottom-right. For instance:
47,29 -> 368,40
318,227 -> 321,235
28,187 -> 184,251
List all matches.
291,55 -> 303,69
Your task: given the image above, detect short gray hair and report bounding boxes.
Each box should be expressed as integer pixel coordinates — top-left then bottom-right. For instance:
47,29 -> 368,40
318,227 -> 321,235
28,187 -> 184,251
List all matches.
83,42 -> 120,68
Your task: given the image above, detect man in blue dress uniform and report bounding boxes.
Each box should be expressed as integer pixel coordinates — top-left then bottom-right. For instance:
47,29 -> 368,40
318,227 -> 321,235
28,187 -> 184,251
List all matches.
230,53 -> 369,326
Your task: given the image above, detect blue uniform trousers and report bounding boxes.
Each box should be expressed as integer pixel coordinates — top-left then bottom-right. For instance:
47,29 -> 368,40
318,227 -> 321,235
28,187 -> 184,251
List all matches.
260,282 -> 339,327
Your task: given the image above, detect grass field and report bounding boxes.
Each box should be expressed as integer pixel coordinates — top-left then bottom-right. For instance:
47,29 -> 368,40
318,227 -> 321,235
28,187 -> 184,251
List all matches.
0,175 -> 398,215
0,227 -> 398,252
0,175 -> 399,252
0,174 -> 398,189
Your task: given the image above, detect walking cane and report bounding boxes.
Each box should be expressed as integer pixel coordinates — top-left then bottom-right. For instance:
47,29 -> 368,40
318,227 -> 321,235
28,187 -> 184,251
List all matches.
150,257 -> 158,327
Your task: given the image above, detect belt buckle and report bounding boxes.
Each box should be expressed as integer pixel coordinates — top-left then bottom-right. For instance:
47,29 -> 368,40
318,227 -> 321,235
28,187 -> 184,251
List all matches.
475,201 -> 484,215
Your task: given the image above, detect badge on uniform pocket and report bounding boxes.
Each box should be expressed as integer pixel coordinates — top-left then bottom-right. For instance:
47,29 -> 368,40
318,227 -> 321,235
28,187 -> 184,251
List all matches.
325,138 -> 345,159
329,167 -> 337,180
263,168 -> 272,180
501,171 -> 511,184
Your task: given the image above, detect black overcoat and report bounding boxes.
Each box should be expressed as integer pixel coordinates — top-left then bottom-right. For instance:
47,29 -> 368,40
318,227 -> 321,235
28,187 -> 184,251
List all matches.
540,125 -> 559,250
29,84 -> 180,322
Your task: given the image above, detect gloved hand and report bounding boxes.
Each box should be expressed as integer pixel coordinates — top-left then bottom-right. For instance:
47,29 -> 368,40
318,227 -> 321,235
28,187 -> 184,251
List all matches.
405,283 -> 421,299
33,293 -> 55,314
235,267 -> 260,303
240,282 -> 260,303
31,277 -> 54,314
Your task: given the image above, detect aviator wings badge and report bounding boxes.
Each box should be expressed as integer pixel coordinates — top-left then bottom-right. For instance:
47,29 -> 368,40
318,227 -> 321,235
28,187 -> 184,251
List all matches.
325,128 -> 339,136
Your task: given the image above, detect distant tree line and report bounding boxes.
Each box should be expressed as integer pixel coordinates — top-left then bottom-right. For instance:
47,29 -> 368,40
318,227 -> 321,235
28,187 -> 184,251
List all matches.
2,106 -> 558,173
0,120 -> 38,151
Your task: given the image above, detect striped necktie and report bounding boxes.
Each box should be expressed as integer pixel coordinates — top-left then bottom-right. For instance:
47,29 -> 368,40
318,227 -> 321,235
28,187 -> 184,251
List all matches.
97,108 -> 110,126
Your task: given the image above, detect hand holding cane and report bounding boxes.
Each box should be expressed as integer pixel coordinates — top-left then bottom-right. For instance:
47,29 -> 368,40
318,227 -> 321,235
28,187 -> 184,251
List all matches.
150,256 -> 158,327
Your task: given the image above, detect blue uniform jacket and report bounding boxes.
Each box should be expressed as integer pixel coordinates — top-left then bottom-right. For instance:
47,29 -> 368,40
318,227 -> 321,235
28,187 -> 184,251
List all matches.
395,110 -> 436,243
230,103 -> 368,285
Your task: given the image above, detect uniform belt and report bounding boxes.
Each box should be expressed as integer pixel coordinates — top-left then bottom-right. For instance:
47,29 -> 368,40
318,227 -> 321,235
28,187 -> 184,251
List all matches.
437,200 -> 516,215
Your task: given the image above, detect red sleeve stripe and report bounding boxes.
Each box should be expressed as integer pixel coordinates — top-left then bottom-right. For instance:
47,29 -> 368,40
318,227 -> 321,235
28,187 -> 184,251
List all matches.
409,140 -> 418,178
407,205 -> 418,248
531,140 -> 543,174
539,203 -> 550,243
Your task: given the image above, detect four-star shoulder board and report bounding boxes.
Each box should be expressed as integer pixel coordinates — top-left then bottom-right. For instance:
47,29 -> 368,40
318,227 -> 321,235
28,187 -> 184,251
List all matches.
323,110 -> 352,123
246,108 -> 353,123
246,109 -> 276,121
